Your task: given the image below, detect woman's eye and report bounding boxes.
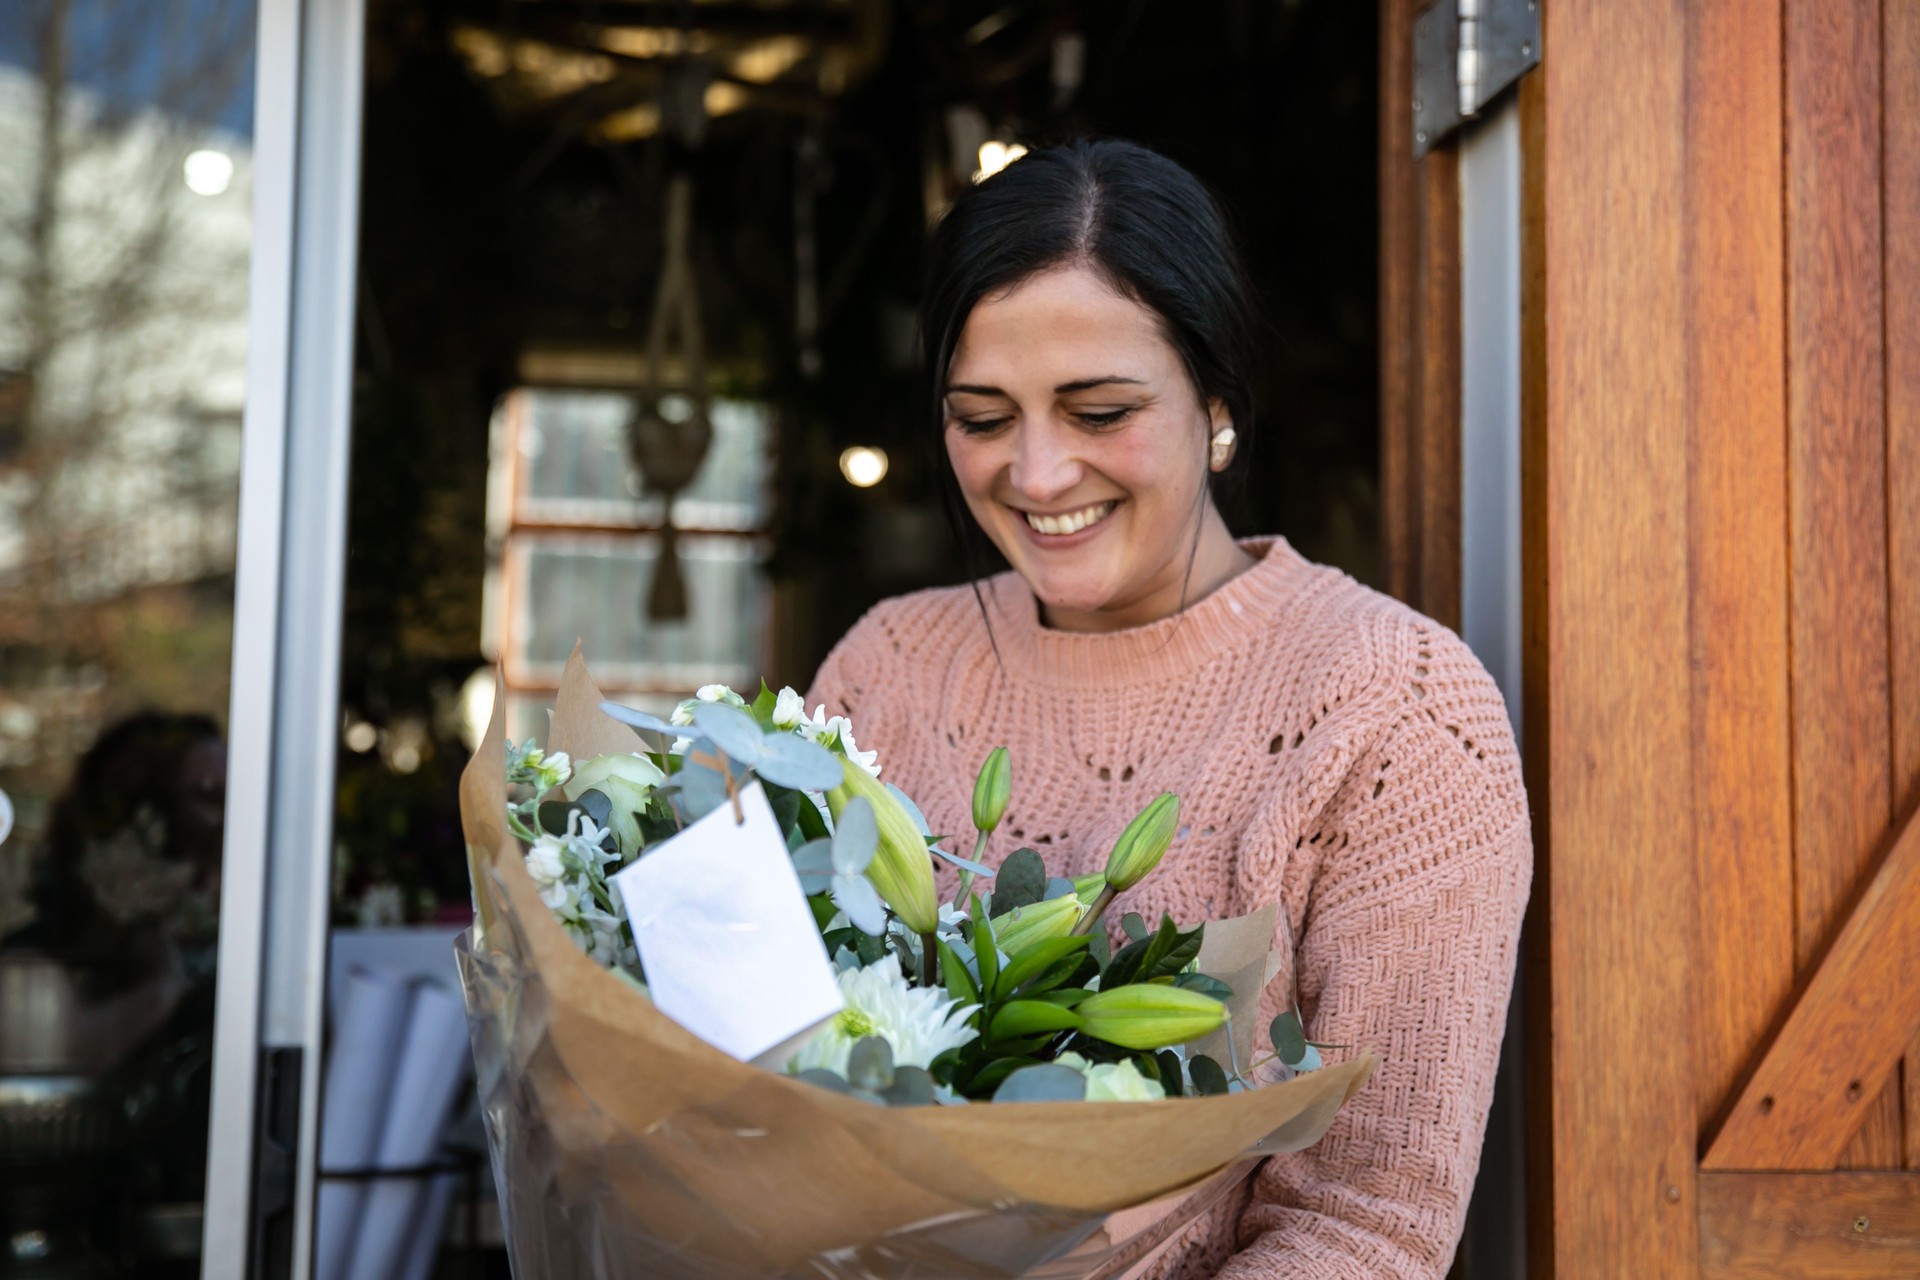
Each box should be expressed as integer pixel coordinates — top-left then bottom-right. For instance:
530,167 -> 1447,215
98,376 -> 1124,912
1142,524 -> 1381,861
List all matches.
1075,407 -> 1135,428
952,416 -> 1012,436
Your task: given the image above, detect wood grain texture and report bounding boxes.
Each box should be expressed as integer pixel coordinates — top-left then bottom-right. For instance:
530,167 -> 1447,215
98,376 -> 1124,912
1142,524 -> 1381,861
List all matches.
1414,146 -> 1461,631
1885,0 -> 1920,1176
1531,0 -> 1698,1271
1379,0 -> 1417,608
1517,63 -> 1556,1280
1684,0 -> 1794,1142
1704,806 -> 1920,1171
1699,1171 -> 1920,1278
1783,0 -> 1897,1170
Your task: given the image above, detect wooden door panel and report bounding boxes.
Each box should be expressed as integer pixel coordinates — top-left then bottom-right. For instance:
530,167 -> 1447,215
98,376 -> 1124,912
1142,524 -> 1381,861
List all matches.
1782,0 -> 1898,1171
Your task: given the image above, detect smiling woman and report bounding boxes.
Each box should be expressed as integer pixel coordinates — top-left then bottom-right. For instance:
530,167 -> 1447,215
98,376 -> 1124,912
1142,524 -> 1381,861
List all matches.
807,139 -> 1533,1280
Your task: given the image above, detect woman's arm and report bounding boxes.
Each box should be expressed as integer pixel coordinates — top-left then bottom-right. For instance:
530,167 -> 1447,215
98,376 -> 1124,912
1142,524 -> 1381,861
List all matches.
1218,701 -> 1532,1279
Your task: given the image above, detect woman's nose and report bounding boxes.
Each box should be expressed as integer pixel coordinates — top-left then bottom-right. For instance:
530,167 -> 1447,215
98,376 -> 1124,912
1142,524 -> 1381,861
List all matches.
1007,422 -> 1082,504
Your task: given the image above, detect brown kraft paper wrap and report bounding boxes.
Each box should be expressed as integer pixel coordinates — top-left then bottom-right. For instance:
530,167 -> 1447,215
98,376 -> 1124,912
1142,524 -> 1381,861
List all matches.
457,652 -> 1376,1278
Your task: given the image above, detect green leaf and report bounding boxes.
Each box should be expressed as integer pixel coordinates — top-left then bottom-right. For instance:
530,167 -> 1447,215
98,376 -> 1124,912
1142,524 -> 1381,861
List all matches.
939,939 -> 980,1008
1089,930 -> 1112,970
855,931 -> 888,966
926,1047 -> 963,1085
750,681 -> 779,728
1189,1055 -> 1229,1096
1155,1049 -> 1185,1098
1139,922 -> 1205,982
1029,988 -> 1093,1008
993,848 -> 1048,913
1102,934 -> 1153,988
966,1056 -> 1037,1097
994,1064 -> 1088,1103
809,893 -> 839,932
847,1037 -> 895,1092
1171,972 -> 1234,1002
795,1068 -> 850,1095
993,935 -> 1091,999
969,893 -> 1000,993
1120,912 -> 1150,943
1270,1011 -> 1309,1067
794,790 -> 831,842
988,999 -> 1085,1040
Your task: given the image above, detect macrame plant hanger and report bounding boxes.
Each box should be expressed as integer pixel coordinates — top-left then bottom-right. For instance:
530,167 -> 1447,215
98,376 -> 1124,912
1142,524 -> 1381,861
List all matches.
628,30 -> 713,623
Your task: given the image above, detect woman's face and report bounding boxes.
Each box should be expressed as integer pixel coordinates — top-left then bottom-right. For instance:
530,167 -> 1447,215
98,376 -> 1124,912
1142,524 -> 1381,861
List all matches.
943,263 -> 1228,630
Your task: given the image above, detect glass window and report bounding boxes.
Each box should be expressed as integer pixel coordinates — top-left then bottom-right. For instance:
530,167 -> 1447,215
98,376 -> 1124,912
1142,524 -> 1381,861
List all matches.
0,2 -> 257,1272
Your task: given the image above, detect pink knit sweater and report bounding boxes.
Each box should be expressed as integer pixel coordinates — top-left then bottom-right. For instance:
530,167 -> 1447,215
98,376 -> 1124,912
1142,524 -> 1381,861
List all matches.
806,536 -> 1532,1279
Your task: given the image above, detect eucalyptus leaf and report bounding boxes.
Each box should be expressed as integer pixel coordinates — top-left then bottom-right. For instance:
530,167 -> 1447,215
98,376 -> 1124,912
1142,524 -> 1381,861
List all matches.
929,844 -> 995,877
754,731 -> 845,791
846,1037 -> 895,1092
993,1064 -> 1088,1103
1089,930 -> 1112,970
886,783 -> 934,837
1295,1043 -> 1324,1072
574,789 -> 613,828
830,796 -> 879,873
598,700 -> 680,738
1270,1011 -> 1309,1067
1121,913 -> 1150,943
675,753 -> 734,821
1155,1049 -> 1185,1098
831,876 -> 888,937
994,848 -> 1047,913
1044,877 -> 1077,901
882,1066 -> 936,1106
791,839 -> 835,884
1189,1055 -> 1229,1096
692,702 -> 767,763
794,1068 -> 850,1095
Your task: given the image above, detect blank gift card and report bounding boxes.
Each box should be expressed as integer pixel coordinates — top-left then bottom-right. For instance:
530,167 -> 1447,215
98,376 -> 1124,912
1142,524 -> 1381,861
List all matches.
611,781 -> 843,1064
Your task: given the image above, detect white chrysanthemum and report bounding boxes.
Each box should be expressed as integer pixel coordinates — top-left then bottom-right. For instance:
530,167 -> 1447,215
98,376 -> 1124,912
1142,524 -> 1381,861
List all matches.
1055,1051 -> 1166,1102
785,954 -> 976,1077
802,705 -> 881,778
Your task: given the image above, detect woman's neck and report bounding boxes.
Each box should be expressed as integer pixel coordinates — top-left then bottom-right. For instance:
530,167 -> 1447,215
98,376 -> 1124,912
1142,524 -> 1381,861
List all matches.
1038,506 -> 1259,634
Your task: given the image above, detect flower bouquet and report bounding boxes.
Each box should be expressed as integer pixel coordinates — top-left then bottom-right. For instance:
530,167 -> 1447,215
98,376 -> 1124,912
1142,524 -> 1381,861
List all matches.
457,649 -> 1373,1278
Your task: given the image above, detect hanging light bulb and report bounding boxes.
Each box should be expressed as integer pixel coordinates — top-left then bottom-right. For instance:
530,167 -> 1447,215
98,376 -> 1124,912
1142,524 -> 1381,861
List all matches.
974,140 -> 1028,182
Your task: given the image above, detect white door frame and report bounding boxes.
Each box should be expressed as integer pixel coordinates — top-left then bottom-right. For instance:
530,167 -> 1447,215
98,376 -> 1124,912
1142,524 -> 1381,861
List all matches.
202,0 -> 365,1274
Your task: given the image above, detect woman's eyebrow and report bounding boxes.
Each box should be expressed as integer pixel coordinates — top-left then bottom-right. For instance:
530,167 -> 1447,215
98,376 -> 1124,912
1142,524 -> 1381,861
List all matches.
945,376 -> 1147,397
1054,376 -> 1147,394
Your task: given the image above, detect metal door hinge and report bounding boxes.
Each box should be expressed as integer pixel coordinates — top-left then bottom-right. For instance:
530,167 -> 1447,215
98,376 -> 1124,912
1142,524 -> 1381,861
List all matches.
1413,0 -> 1540,157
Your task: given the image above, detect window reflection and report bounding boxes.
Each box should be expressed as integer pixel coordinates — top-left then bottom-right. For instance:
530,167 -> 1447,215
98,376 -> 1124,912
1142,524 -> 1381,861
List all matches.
0,1 -> 255,1271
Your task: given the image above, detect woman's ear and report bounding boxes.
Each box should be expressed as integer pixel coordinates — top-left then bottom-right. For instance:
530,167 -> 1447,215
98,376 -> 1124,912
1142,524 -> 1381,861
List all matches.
1206,398 -> 1237,472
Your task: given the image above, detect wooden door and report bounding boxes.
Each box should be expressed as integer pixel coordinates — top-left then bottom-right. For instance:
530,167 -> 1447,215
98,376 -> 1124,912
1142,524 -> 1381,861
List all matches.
1382,1 -> 1920,1275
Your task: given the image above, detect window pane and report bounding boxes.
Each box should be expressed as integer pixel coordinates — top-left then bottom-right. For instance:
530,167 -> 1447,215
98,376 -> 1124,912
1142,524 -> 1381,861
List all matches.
515,534 -> 766,688
0,1 -> 256,1270
519,389 -> 769,530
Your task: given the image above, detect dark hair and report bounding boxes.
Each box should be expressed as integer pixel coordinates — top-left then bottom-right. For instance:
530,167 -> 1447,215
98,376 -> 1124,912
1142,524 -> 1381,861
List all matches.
920,138 -> 1261,605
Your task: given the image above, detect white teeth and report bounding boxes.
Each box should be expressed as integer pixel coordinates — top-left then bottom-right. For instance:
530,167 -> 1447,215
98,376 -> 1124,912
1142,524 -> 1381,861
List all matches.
1024,501 -> 1115,536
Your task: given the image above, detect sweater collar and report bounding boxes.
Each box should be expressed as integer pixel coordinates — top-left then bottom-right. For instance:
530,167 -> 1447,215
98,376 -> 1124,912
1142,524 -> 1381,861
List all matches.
981,536 -> 1316,689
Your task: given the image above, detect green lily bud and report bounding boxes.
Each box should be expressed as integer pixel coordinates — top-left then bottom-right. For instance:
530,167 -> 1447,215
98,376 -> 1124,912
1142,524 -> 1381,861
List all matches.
825,760 -> 940,936
1070,872 -> 1106,907
563,752 -> 665,854
1074,982 -> 1227,1051
1103,793 -> 1181,893
990,894 -> 1081,956
972,747 -> 1011,833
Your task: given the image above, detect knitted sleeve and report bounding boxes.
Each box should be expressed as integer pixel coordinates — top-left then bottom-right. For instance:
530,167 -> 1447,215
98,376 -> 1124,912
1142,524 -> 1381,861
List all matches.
1216,644 -> 1532,1279
802,595 -> 928,760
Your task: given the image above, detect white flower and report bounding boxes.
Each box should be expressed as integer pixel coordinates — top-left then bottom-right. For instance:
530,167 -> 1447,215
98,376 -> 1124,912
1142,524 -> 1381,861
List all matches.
785,954 -> 976,1077
1055,1051 -> 1166,1102
772,686 -> 808,730
802,705 -> 881,778
525,836 -> 567,887
672,684 -> 746,727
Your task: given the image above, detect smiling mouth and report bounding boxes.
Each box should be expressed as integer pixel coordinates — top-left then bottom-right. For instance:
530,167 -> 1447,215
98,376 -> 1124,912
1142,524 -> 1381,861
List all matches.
1021,501 -> 1118,537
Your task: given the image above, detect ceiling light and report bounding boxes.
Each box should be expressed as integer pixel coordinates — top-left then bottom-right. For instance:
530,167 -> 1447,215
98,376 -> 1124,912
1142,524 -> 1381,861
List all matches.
975,140 -> 1027,182
839,446 -> 888,488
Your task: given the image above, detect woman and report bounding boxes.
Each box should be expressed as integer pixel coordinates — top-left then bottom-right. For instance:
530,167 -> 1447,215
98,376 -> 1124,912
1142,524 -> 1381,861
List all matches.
807,138 -> 1530,1278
